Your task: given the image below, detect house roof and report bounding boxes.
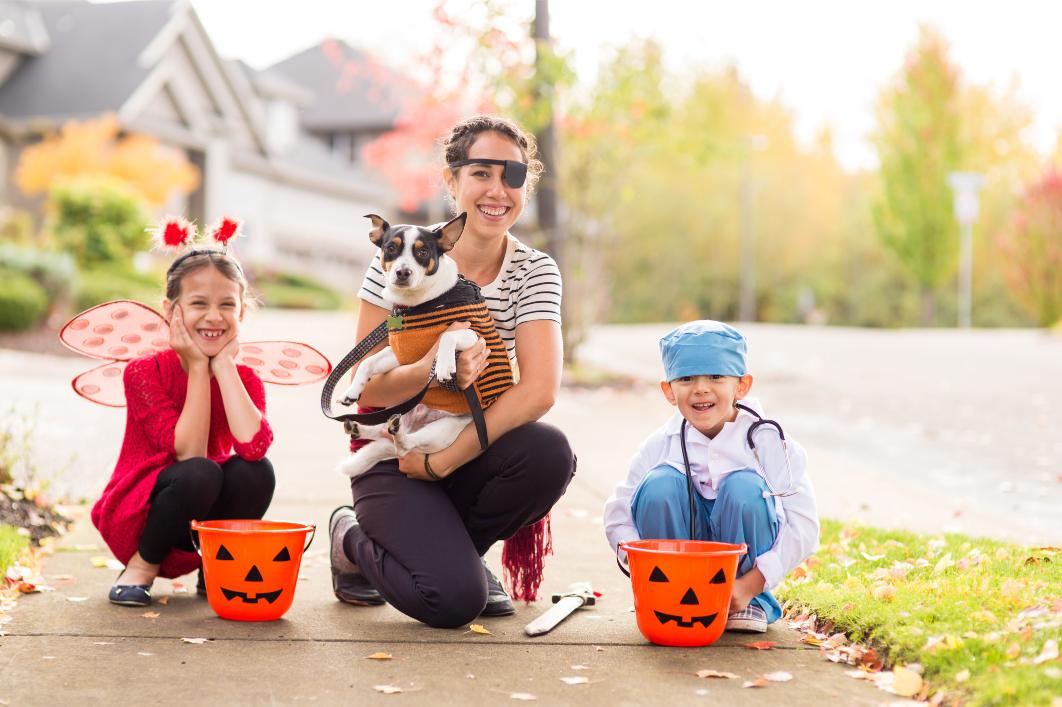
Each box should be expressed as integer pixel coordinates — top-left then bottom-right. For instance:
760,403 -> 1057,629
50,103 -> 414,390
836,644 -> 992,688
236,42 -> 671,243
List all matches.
0,0 -> 175,121
0,1 -> 50,55
267,39 -> 420,132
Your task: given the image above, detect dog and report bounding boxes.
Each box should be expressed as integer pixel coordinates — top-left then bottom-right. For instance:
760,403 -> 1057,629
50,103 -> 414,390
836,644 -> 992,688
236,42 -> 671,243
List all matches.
336,212 -> 513,478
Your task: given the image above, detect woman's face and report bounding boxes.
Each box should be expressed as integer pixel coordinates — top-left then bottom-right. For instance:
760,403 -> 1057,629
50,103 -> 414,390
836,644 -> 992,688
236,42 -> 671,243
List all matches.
446,131 -> 526,239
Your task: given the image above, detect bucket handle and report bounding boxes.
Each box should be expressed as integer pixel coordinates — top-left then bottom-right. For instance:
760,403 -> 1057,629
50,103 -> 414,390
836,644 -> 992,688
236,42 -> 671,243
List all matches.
616,542 -> 631,578
188,520 -> 315,555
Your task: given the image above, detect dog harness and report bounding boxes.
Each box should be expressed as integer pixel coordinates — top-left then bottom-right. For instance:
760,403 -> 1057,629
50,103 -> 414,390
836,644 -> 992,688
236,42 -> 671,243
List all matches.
321,277 -> 514,449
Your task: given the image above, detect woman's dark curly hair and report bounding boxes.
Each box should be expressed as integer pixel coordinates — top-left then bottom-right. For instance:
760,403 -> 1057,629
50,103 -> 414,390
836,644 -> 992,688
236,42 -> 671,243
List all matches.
441,115 -> 545,196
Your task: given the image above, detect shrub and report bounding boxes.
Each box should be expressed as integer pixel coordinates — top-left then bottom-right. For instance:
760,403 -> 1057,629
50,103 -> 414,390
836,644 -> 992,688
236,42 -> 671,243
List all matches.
252,269 -> 344,310
0,243 -> 76,310
0,524 -> 28,575
75,264 -> 160,311
0,269 -> 49,331
48,176 -> 149,267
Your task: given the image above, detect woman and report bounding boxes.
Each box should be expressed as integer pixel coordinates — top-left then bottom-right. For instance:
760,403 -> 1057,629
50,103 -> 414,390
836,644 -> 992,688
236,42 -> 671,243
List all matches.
329,115 -> 576,628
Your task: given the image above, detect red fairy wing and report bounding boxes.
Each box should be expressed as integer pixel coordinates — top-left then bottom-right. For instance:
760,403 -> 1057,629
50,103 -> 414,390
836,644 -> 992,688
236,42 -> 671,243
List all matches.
238,342 -> 333,385
72,360 -> 130,407
60,300 -> 169,361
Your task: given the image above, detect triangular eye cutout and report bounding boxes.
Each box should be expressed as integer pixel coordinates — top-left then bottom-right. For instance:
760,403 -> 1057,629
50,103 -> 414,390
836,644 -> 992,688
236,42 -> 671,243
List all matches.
216,544 -> 234,561
273,547 -> 291,562
649,566 -> 669,582
710,568 -> 726,584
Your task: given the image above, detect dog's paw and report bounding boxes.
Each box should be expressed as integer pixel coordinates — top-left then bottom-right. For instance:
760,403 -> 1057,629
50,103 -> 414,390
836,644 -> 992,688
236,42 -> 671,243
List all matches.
387,414 -> 402,436
338,382 -> 364,406
342,420 -> 360,438
434,352 -> 458,383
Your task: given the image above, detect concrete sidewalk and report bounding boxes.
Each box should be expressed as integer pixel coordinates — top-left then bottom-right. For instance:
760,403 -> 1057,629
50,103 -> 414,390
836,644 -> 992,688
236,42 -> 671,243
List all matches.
0,311 -> 895,704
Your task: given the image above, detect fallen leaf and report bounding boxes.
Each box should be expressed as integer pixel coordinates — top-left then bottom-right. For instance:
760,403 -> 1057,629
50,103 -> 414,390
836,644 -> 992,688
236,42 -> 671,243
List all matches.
891,666 -> 923,697
66,596 -> 88,603
157,596 -> 170,606
92,641 -> 114,646
466,674 -> 475,679
743,641 -> 776,650
467,624 -> 493,635
180,637 -> 210,644
1032,639 -> 1059,664
137,652 -> 154,656
742,677 -> 769,688
141,612 -> 160,619
594,645 -> 605,652
373,685 -> 402,694
861,552 -> 885,561
510,693 -> 537,701
845,669 -> 877,681
932,553 -> 954,575
366,652 -> 393,660
872,584 -> 897,602
695,669 -> 738,679
1005,642 -> 1021,659
560,676 -> 589,685
571,665 -> 590,671
955,669 -> 970,683
765,671 -> 793,682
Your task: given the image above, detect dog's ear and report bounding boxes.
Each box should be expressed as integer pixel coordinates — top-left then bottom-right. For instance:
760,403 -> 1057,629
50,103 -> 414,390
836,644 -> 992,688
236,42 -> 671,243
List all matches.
365,214 -> 390,246
435,212 -> 467,253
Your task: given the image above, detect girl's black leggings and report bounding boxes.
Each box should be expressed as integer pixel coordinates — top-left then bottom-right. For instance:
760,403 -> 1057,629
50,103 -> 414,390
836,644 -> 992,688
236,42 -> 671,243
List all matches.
137,456 -> 275,564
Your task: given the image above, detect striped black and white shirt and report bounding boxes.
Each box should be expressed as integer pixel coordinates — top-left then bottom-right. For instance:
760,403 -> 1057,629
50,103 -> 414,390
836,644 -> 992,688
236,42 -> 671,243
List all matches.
358,235 -> 563,362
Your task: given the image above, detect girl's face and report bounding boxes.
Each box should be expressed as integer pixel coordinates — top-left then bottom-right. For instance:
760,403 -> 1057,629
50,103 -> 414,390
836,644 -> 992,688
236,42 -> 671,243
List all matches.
445,131 -> 526,239
165,265 -> 243,357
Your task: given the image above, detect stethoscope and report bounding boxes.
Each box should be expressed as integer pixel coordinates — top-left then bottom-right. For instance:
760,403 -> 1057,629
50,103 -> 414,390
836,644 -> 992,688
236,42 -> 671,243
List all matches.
677,402 -> 797,540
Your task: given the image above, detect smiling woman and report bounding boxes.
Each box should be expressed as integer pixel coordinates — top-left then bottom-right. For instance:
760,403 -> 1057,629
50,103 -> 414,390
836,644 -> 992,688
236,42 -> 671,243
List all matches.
330,115 -> 576,628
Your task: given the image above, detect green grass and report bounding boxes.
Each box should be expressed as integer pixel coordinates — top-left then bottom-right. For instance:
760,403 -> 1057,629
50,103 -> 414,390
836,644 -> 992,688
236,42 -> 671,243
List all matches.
776,519 -> 1061,706
0,523 -> 29,575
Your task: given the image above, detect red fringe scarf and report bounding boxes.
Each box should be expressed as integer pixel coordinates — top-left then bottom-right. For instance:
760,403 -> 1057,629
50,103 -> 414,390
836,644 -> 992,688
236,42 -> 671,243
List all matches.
502,514 -> 553,602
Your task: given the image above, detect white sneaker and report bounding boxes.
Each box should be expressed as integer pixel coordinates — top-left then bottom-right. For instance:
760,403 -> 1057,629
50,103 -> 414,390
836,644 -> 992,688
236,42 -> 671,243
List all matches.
726,604 -> 768,633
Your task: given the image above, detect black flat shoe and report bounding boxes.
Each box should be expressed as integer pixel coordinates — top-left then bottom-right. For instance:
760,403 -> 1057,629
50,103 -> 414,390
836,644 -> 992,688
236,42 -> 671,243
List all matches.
480,559 -> 515,617
108,583 -> 152,607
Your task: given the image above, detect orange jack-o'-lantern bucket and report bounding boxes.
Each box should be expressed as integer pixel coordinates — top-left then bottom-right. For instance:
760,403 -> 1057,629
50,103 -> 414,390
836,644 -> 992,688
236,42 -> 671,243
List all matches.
620,540 -> 747,647
191,520 -> 315,621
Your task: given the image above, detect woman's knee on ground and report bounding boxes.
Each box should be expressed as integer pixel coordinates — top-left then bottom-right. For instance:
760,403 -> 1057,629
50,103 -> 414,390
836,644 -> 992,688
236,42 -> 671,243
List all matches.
415,571 -> 488,629
499,422 -> 575,493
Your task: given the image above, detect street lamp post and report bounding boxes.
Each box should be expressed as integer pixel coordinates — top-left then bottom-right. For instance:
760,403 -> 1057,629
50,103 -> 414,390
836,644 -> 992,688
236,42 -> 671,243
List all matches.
947,171 -> 985,329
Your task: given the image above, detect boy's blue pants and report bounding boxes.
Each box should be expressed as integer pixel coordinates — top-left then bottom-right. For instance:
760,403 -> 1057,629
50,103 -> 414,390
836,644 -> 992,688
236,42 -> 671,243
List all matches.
630,466 -> 782,623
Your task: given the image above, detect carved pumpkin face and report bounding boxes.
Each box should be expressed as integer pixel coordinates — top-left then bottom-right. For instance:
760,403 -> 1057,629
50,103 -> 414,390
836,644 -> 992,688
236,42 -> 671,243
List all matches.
213,542 -> 294,605
623,539 -> 746,647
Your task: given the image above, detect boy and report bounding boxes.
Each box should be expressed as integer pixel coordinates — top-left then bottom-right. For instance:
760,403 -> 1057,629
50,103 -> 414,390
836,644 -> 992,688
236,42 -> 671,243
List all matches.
604,320 -> 819,633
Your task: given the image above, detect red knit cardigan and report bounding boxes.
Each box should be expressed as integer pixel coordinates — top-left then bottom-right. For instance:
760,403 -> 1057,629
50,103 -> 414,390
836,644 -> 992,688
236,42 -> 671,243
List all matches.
91,349 -> 273,579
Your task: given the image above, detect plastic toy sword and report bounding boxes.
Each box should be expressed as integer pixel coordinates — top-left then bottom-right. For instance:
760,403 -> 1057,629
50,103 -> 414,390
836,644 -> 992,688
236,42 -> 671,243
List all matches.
524,581 -> 596,637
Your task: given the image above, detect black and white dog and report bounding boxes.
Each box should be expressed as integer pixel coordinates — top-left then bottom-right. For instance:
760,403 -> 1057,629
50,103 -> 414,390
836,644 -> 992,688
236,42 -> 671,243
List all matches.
337,212 -> 480,478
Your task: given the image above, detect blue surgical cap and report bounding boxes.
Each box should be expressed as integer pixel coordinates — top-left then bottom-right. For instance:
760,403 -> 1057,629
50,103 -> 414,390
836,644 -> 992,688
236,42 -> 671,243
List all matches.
659,320 -> 748,380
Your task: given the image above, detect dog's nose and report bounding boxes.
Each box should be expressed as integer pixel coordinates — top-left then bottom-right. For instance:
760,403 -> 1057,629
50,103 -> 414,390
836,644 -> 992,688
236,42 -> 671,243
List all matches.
395,266 -> 412,283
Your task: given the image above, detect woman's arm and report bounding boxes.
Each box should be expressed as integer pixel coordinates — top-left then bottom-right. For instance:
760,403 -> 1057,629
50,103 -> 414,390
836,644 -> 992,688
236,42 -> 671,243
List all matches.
395,318 -> 563,480
353,302 -> 488,407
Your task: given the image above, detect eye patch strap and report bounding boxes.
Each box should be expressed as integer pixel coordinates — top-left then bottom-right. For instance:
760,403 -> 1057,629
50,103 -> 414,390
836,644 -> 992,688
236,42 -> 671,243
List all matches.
447,158 -> 528,188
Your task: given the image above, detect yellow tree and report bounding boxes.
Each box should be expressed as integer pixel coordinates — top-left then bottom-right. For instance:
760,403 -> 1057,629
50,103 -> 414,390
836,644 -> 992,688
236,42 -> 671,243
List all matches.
14,114 -> 199,205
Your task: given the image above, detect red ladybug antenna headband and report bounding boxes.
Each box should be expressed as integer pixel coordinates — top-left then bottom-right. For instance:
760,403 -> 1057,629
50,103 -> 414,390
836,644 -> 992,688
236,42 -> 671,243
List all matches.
149,216 -> 246,275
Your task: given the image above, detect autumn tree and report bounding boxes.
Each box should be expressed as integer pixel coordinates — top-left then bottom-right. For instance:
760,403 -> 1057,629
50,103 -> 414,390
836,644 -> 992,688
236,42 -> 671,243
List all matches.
14,114 -> 199,206
997,169 -> 1062,326
871,26 -> 964,325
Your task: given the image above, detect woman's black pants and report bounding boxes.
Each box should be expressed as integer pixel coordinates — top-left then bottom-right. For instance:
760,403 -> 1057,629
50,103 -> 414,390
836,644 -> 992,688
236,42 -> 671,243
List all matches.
343,422 -> 575,628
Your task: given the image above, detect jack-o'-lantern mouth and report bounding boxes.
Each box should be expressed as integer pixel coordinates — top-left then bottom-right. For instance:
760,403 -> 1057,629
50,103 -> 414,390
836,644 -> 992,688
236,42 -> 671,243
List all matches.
653,610 -> 718,628
220,587 -> 283,604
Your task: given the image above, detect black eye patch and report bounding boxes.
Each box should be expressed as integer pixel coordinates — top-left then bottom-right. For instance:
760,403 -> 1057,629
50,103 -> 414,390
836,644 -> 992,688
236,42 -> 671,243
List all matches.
448,158 -> 527,188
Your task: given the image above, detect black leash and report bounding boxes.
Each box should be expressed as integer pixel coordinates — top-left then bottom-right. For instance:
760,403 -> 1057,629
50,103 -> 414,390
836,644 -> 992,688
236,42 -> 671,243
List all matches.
320,319 -> 490,450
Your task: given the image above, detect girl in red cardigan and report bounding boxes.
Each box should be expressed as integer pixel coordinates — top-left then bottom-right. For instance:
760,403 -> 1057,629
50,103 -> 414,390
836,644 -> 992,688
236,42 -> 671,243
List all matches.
93,248 -> 274,607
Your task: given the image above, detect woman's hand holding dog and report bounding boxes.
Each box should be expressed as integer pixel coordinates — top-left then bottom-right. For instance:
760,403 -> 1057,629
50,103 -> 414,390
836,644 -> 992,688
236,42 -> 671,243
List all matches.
449,322 -> 489,389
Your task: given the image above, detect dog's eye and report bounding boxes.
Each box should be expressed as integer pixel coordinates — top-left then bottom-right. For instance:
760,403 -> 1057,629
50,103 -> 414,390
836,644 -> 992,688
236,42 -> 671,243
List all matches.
385,243 -> 399,254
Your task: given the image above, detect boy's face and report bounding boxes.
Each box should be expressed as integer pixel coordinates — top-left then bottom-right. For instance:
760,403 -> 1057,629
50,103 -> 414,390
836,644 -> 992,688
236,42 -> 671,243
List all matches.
661,374 -> 753,438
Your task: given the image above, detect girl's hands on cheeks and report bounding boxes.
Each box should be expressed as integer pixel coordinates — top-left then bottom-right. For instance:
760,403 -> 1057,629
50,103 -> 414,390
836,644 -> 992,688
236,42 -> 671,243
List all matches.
210,334 -> 240,377
169,305 -> 208,369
